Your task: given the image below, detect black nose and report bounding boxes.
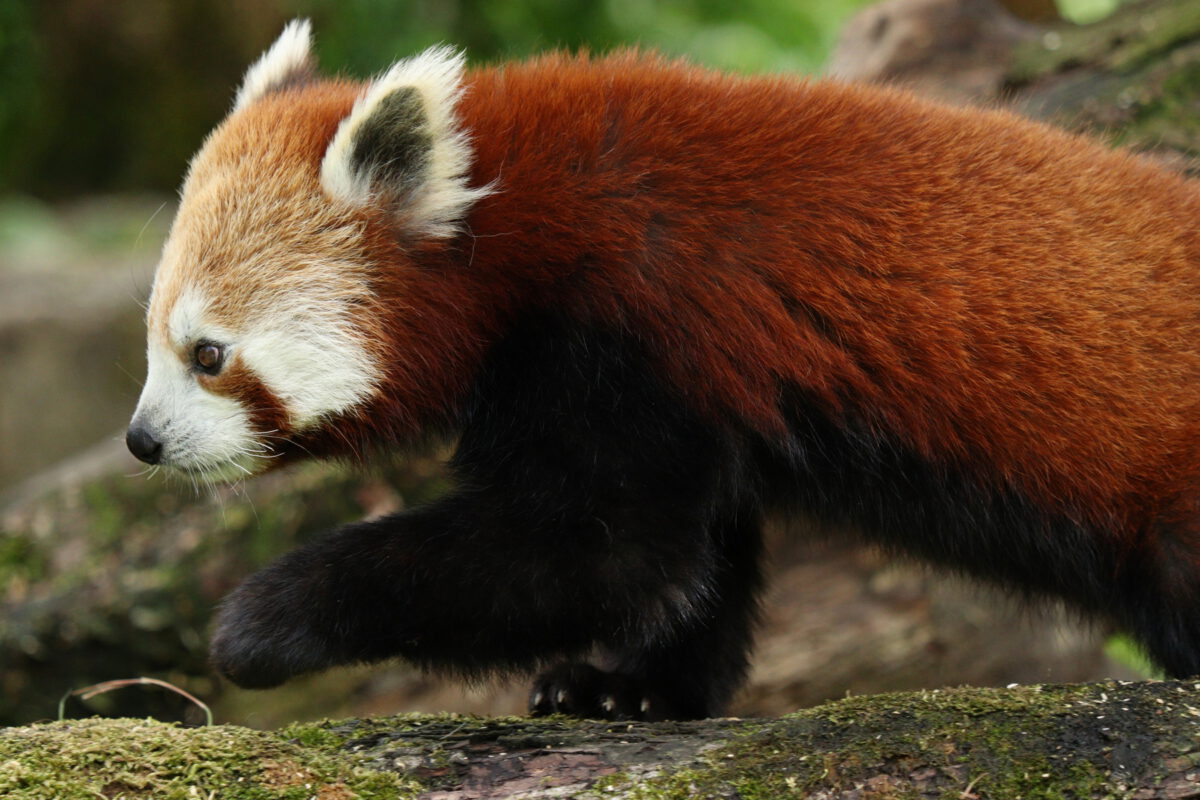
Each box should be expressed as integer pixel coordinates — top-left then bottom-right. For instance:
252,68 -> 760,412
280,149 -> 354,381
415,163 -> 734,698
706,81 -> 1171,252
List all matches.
126,424 -> 163,464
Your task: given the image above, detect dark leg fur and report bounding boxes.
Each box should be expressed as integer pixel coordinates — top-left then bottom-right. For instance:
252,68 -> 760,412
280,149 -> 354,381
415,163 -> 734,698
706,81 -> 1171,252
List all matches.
212,316 -> 764,719
1106,506 -> 1200,679
771,387 -> 1200,680
530,506 -> 764,720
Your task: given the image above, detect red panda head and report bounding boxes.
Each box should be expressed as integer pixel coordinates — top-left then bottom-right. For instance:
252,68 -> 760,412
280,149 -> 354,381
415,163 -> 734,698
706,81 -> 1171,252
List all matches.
126,21 -> 490,479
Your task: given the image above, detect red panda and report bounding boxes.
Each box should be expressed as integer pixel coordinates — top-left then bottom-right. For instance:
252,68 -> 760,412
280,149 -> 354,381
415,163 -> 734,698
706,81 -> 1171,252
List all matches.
127,20 -> 1200,720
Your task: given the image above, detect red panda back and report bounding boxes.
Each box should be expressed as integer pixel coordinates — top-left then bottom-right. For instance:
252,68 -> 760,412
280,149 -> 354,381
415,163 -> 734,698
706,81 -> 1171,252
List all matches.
455,52 -> 1200,528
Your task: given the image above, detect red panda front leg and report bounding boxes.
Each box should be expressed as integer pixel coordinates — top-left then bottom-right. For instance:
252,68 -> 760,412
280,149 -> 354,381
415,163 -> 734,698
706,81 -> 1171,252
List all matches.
529,505 -> 765,720
208,485 -> 723,700
211,318 -> 763,719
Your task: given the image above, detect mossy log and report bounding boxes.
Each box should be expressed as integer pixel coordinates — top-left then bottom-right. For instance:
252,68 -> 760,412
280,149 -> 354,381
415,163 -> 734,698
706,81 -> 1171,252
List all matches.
5,682 -> 1199,799
1008,0 -> 1200,160
833,0 -> 1200,164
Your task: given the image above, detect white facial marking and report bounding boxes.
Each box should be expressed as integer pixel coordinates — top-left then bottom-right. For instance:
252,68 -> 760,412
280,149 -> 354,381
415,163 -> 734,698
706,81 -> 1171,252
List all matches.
320,46 -> 492,238
133,270 -> 380,479
236,270 -> 378,429
234,19 -> 313,112
133,290 -> 259,479
168,288 -> 229,347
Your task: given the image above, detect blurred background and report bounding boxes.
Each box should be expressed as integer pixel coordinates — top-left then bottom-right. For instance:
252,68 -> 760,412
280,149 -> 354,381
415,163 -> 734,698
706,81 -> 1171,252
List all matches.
0,0 -> 1177,729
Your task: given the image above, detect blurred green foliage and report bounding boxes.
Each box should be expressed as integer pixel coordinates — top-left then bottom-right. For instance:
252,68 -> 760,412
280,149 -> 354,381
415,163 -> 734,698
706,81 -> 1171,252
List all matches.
0,0 -> 1118,198
1061,0 -> 1120,23
299,0 -> 865,75
0,0 -> 37,189
0,0 -> 874,198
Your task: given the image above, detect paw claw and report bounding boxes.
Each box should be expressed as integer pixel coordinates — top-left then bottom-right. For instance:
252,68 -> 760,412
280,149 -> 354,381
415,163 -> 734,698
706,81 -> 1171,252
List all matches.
529,663 -> 669,720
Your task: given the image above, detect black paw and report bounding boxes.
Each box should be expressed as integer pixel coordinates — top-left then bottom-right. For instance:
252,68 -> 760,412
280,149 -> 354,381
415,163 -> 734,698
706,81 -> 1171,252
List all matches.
529,663 -> 667,721
210,625 -> 292,689
209,570 -> 334,689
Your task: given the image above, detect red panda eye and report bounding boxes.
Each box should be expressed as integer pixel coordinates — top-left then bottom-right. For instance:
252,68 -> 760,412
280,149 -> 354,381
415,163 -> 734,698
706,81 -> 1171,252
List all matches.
194,343 -> 224,374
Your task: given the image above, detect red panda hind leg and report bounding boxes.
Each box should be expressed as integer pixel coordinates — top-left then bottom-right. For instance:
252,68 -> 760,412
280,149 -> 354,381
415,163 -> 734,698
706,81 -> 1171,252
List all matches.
1113,482 -> 1200,678
766,386 -> 1200,680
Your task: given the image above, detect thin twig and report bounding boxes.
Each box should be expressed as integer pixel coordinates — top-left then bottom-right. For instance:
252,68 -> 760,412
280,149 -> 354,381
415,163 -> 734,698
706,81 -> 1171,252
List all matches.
57,677 -> 213,726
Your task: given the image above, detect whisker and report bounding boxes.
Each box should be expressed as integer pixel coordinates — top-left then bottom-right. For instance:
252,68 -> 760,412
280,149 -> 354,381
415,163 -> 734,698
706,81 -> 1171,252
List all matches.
134,201 -> 169,250
115,361 -> 144,389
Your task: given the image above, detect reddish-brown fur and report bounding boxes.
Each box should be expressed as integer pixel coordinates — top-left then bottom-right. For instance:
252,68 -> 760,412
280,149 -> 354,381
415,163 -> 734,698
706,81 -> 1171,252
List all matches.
243,53 -> 1200,550
212,361 -> 291,440
189,47 -> 1200,715
465,55 -> 1200,525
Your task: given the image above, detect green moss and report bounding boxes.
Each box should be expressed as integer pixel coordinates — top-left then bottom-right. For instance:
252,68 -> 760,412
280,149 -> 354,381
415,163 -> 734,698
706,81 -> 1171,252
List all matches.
1008,3 -> 1200,160
0,718 -> 418,799
280,713 -> 504,757
281,720 -> 351,750
582,684 -> 1153,799
1111,49 -> 1200,155
587,769 -> 728,800
288,689 -> 1149,798
283,713 -> 542,795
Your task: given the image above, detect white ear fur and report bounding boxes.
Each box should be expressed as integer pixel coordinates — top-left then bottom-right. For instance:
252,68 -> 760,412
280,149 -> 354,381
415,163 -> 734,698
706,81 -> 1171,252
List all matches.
320,46 -> 491,239
233,19 -> 314,112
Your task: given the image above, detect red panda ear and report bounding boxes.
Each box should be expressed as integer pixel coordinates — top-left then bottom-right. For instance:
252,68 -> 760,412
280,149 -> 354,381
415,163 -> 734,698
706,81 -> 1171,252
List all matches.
234,19 -> 315,112
320,47 -> 491,239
